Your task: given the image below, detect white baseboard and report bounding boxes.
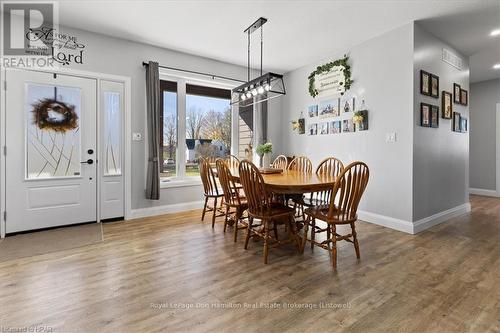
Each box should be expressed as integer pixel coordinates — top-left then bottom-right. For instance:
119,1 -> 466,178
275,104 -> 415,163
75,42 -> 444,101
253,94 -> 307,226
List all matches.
469,188 -> 499,197
412,202 -> 471,234
128,200 -> 471,235
359,202 -> 471,234
357,210 -> 414,234
129,200 -> 204,220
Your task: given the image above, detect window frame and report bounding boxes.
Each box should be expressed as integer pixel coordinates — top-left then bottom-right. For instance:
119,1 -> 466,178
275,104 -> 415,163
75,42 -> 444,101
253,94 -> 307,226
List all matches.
159,73 -> 238,185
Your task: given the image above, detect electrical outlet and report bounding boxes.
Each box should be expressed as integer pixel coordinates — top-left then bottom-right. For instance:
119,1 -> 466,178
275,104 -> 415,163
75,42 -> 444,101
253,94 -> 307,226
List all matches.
132,132 -> 143,141
386,132 -> 397,143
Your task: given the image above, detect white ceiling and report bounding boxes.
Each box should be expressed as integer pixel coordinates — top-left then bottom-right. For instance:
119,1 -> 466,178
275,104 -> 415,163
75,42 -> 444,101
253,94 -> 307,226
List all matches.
56,0 -> 499,76
419,7 -> 500,83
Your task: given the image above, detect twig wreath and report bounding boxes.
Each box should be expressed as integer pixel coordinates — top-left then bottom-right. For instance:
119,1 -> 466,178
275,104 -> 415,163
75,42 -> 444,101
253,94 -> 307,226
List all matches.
308,55 -> 353,98
32,98 -> 78,132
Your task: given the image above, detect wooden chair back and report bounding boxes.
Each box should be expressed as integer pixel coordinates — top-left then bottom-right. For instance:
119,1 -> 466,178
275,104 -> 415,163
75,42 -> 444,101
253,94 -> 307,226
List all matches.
225,155 -> 240,170
313,157 -> 344,203
272,155 -> 288,170
199,157 -> 220,196
288,156 -> 313,174
216,159 -> 242,206
238,160 -> 270,217
328,162 -> 369,221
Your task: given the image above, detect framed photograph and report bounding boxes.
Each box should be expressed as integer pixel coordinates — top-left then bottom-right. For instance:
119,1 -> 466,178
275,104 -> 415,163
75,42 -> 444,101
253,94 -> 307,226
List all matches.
453,83 -> 461,104
420,103 -> 431,127
453,112 -> 461,132
441,91 -> 452,119
461,117 -> 468,133
319,99 -> 339,117
308,105 -> 318,118
319,122 -> 329,134
430,74 -> 439,98
328,120 -> 341,134
308,123 -> 317,135
297,118 -> 305,135
420,70 -> 431,96
341,97 -> 355,113
431,105 -> 439,128
355,110 -> 369,131
460,89 -> 468,106
342,119 -> 355,133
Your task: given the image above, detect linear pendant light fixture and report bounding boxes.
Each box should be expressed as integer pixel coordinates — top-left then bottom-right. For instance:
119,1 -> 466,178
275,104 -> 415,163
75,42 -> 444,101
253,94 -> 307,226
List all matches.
231,17 -> 286,106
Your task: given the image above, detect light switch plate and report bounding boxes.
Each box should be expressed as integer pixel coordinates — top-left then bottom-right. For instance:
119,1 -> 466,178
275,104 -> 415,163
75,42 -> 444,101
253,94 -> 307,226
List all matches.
132,132 -> 143,141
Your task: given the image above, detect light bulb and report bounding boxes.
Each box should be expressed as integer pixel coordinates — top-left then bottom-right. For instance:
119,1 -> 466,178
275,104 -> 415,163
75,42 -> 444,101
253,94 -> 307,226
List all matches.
246,92 -> 252,98
241,94 -> 246,100
264,84 -> 271,91
257,86 -> 265,94
251,89 -> 258,96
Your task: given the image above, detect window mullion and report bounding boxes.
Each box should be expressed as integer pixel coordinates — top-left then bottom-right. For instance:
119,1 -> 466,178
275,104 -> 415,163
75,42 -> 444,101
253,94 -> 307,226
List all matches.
177,79 -> 187,178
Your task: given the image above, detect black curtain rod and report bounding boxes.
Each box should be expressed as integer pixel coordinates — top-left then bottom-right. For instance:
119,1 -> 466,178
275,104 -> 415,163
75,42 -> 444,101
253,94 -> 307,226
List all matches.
142,62 -> 246,83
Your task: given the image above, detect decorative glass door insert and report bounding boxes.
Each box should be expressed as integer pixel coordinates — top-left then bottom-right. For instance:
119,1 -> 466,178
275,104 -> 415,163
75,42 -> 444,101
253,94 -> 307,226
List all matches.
26,83 -> 82,179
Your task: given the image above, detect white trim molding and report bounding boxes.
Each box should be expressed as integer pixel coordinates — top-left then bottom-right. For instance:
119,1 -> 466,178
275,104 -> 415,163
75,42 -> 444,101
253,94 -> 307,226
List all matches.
359,202 -> 471,234
129,200 -> 204,220
358,210 -> 414,234
469,188 -> 499,197
412,202 -> 471,234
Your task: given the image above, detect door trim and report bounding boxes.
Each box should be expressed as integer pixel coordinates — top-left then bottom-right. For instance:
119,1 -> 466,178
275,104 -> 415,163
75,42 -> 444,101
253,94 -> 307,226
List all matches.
0,66 -> 132,238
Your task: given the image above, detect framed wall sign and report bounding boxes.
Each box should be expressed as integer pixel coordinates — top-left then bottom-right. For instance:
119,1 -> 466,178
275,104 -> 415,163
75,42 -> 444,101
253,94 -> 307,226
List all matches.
431,105 -> 439,128
453,83 -> 461,104
442,91 -> 452,119
421,103 -> 431,127
430,74 -> 439,98
420,70 -> 431,96
460,89 -> 468,106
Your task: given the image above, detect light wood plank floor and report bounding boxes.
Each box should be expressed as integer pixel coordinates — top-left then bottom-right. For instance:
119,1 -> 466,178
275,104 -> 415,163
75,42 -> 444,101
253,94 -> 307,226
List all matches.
0,195 -> 499,332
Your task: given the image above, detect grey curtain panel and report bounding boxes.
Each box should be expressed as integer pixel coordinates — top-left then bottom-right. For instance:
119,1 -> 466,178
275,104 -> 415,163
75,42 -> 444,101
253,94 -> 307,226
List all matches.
145,61 -> 161,200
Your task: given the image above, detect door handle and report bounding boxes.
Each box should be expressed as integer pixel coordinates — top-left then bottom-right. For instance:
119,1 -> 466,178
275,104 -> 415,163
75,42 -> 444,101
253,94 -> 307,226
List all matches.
81,159 -> 94,165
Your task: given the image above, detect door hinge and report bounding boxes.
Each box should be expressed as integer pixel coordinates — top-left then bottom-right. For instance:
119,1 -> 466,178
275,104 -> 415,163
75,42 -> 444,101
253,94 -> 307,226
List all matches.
3,81 -> 6,91
3,211 -> 6,221
3,146 -> 6,156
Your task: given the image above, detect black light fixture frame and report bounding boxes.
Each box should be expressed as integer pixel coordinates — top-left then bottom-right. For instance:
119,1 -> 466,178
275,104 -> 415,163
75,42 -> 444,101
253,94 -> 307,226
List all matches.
231,17 -> 286,106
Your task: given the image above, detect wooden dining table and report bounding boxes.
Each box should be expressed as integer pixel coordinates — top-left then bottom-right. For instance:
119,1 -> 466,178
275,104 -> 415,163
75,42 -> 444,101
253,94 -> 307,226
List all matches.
226,168 -> 337,194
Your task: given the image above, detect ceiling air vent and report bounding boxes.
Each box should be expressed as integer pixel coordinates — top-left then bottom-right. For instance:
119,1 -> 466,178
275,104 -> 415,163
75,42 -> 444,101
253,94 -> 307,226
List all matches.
442,48 -> 463,70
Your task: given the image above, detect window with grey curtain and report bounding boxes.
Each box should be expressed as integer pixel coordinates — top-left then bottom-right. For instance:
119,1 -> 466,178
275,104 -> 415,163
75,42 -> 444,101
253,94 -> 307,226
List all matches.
145,61 -> 160,200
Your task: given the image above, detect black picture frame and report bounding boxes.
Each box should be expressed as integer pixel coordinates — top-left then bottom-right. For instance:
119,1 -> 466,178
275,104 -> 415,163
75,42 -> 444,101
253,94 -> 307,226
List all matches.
431,105 -> 439,128
420,103 -> 431,127
453,112 -> 461,132
460,89 -> 468,106
430,74 -> 439,98
453,83 -> 461,104
420,70 -> 431,96
441,91 -> 452,119
461,117 -> 468,133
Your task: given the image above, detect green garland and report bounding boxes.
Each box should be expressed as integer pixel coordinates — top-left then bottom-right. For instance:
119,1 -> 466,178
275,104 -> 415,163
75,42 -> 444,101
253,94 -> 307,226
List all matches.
308,55 -> 353,98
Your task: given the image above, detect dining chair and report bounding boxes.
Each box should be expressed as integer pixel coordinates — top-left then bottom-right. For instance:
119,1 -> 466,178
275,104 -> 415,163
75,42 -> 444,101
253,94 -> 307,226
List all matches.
225,155 -> 240,170
287,156 -> 313,173
238,160 -> 301,264
272,155 -> 288,170
216,159 -> 248,242
199,157 -> 225,228
287,156 -> 313,218
302,161 -> 370,269
303,157 -> 344,251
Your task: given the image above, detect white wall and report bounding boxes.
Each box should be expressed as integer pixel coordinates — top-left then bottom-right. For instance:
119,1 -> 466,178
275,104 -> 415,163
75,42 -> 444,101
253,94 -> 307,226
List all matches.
413,24 -> 470,221
281,24 -> 415,224
469,79 -> 500,191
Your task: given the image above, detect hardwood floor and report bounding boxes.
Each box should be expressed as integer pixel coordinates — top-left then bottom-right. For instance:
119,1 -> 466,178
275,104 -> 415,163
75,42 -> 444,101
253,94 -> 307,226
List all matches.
0,195 -> 499,332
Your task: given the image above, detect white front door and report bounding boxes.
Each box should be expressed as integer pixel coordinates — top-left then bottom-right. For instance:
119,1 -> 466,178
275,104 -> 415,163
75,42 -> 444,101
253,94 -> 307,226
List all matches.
5,69 -> 97,233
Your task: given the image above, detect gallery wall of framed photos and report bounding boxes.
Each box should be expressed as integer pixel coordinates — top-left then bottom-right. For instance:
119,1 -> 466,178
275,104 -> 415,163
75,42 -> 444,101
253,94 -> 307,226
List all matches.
293,57 -> 369,137
418,69 -> 468,133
